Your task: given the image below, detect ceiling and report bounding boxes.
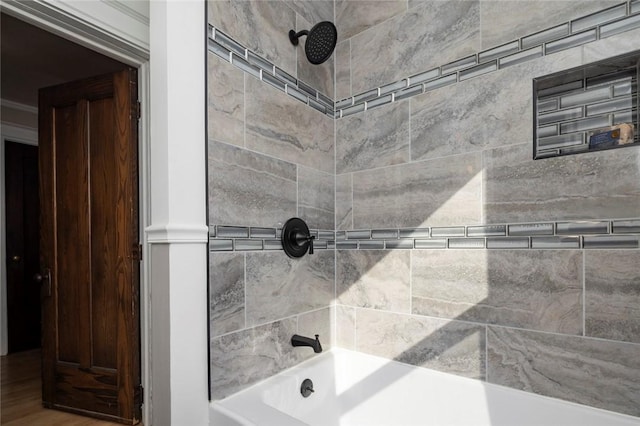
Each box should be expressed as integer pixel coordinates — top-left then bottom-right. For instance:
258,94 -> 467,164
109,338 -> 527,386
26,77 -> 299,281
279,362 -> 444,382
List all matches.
1,13 -> 128,107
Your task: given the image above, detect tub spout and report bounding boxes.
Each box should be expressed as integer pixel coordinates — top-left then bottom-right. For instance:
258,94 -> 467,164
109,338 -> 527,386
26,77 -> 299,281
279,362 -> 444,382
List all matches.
291,334 -> 322,353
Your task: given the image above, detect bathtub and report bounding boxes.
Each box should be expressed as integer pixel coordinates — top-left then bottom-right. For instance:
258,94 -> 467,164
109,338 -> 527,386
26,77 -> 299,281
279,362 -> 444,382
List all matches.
210,348 -> 640,426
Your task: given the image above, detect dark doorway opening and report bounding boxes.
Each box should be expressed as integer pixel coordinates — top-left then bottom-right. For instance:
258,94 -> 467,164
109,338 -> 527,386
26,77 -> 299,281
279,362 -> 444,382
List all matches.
5,141 -> 40,353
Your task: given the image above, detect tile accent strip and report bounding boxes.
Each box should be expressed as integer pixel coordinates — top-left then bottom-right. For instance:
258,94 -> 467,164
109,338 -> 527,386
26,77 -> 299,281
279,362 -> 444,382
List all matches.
332,0 -> 640,118
209,219 -> 640,252
208,2 -> 640,120
208,26 -> 335,118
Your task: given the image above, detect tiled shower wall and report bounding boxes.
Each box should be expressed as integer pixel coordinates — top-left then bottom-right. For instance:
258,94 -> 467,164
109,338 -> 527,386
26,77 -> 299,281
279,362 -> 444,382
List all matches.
334,0 -> 640,417
207,0 -> 640,417
207,0 -> 335,400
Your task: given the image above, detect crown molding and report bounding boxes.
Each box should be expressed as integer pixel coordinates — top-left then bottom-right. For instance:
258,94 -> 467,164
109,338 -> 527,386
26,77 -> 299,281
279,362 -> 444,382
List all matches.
0,99 -> 38,114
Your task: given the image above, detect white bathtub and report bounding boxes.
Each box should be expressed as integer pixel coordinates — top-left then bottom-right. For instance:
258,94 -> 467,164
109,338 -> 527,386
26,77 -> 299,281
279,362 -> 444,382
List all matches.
210,348 -> 640,426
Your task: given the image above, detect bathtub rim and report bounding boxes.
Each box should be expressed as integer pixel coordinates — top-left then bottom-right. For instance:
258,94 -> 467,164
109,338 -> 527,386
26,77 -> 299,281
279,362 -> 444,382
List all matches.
209,347 -> 640,425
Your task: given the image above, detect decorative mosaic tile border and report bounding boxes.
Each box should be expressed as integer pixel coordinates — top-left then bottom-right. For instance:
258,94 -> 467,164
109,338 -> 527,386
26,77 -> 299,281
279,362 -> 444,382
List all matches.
335,1 -> 640,118
208,26 -> 335,118
209,219 -> 640,252
209,225 -> 336,251
207,1 -> 640,120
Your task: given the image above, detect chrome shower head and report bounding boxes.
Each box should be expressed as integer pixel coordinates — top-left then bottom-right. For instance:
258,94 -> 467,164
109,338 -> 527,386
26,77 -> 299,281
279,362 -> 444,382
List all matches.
289,21 -> 337,65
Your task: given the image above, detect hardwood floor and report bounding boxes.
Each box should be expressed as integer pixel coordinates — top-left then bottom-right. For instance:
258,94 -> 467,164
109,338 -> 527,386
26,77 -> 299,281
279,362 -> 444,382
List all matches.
1,349 -> 125,425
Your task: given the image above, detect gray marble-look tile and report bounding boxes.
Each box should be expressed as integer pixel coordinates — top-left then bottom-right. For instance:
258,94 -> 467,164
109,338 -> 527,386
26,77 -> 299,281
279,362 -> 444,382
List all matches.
356,309 -> 486,379
208,53 -> 244,147
210,318 -> 306,399
208,140 -> 297,227
487,326 -> 640,417
297,307 -> 332,351
287,0 -> 333,25
480,1 -> 621,49
336,173 -> 353,230
352,152 -> 482,228
335,305 -> 356,350
208,0 -> 297,76
336,0 -> 407,41
337,101 -> 410,173
585,251 -> 640,344
350,1 -> 480,94
209,253 -> 245,337
245,251 -> 334,326
245,77 -> 334,174
412,250 -> 583,334
337,250 -> 411,313
484,142 -> 640,223
335,40 -> 351,100
410,49 -> 582,161
583,27 -> 640,63
296,14 -> 334,98
298,166 -> 335,230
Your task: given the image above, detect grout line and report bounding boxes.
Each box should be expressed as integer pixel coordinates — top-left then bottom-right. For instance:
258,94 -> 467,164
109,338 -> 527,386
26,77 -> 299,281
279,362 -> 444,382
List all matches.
350,305 -> 640,348
243,73 -> 246,148
243,253 -> 247,328
408,250 -> 413,314
480,149 -> 485,225
350,173 -> 354,230
353,307 -> 358,351
583,250 -> 587,337
485,325 -> 489,383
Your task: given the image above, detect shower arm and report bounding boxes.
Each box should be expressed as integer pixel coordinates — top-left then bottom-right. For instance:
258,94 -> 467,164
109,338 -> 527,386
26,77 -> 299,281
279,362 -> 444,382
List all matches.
288,30 -> 309,46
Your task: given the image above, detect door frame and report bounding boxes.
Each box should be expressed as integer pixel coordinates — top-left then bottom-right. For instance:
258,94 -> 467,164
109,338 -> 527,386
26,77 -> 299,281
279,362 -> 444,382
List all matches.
0,2 -> 152,423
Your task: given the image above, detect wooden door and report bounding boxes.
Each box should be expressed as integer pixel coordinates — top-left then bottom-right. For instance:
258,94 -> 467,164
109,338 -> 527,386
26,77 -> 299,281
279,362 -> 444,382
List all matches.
5,141 -> 41,353
38,69 -> 141,424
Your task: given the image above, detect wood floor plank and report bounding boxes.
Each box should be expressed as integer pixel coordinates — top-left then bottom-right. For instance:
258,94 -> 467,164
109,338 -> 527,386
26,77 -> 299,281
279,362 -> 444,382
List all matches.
1,350 -> 134,426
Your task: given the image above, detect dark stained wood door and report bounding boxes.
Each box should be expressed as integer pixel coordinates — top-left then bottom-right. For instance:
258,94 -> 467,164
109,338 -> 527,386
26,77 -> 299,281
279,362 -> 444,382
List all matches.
38,69 -> 141,424
5,141 -> 41,353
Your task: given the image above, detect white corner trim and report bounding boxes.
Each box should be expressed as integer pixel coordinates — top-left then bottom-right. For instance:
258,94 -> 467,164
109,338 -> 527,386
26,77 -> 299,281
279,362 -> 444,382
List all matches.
1,99 -> 38,115
1,123 -> 38,145
146,224 -> 209,244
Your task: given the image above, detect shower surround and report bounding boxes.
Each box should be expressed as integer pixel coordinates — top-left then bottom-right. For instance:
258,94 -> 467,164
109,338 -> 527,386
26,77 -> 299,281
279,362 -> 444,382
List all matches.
207,0 -> 640,418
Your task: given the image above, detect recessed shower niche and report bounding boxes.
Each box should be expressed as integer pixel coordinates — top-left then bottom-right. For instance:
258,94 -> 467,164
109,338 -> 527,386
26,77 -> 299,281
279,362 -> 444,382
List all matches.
534,50 -> 639,159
